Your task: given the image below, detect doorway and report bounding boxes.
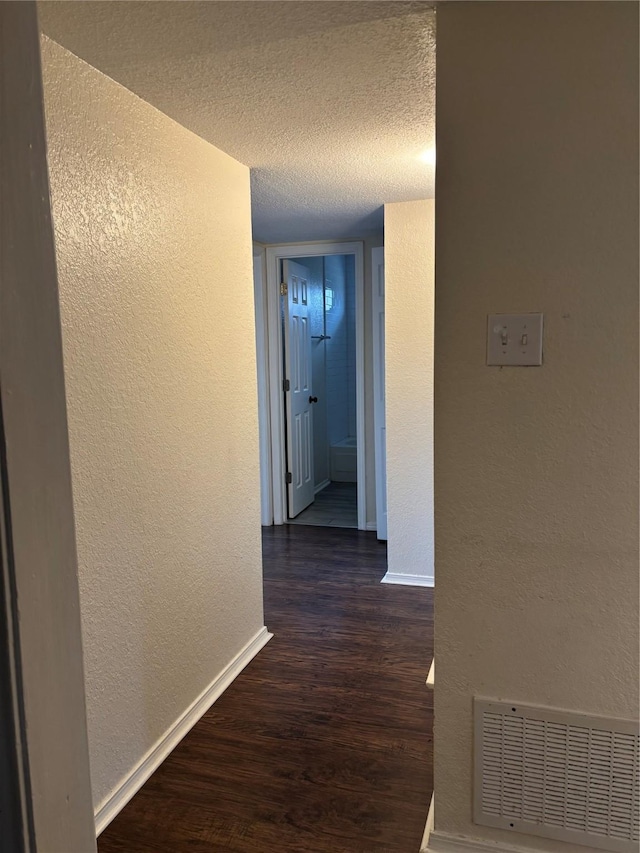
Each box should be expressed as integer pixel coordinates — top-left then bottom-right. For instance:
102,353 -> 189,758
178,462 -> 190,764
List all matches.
257,241 -> 366,530
285,254 -> 357,528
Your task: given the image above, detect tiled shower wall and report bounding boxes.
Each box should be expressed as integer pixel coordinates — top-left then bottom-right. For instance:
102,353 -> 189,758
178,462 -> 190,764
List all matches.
345,254 -> 357,439
324,255 -> 355,447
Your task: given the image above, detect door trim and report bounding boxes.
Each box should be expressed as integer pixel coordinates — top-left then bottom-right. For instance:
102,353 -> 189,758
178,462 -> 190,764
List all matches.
263,241 -> 366,530
252,246 -> 273,526
371,247 -> 387,540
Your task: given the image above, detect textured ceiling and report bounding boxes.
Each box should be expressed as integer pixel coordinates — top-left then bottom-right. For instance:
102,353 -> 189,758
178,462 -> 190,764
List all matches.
39,1 -> 436,243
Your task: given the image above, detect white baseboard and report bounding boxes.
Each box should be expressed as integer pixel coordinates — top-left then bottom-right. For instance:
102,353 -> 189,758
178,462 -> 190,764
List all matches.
426,658 -> 435,686
314,479 -> 331,495
381,571 -> 434,588
94,625 -> 273,836
420,794 -> 435,851
426,830 -> 544,853
366,521 -> 378,532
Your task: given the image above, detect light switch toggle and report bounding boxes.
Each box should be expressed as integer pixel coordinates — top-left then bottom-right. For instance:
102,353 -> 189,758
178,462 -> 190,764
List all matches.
487,313 -> 543,366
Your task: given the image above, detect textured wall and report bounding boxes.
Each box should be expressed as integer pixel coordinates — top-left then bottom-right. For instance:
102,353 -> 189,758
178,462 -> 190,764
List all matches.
384,201 -> 435,581
434,3 -> 639,850
41,38 -> 264,812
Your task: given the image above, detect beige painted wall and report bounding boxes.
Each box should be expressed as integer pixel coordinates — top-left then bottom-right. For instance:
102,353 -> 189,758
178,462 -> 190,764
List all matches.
384,201 -> 434,582
434,3 -> 639,850
41,38 -> 265,814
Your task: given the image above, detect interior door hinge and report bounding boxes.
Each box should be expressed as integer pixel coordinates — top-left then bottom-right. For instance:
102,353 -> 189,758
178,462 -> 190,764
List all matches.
280,281 -> 288,296
286,472 -> 292,484
282,378 -> 290,392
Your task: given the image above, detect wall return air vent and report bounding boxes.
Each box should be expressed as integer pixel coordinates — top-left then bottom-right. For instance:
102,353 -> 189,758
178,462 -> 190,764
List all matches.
474,698 -> 640,853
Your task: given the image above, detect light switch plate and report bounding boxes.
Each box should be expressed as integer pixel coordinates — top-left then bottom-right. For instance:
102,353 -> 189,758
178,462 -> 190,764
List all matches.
487,313 -> 543,366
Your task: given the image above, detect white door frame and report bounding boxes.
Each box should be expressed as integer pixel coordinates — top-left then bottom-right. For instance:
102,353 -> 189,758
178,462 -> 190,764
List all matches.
371,247 -> 387,540
262,241 -> 366,529
252,245 -> 273,527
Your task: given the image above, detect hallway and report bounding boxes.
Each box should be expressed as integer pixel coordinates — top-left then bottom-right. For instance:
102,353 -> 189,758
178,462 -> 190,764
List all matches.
98,526 -> 434,853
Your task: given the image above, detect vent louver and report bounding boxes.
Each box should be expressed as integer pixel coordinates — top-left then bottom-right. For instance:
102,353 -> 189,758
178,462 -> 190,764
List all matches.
474,699 -> 640,853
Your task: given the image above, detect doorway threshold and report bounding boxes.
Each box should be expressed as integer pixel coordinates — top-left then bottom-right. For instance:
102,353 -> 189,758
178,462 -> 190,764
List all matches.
287,482 -> 357,529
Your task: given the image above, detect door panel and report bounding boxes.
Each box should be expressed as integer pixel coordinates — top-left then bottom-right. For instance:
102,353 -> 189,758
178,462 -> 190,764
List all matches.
283,260 -> 315,517
372,247 -> 387,540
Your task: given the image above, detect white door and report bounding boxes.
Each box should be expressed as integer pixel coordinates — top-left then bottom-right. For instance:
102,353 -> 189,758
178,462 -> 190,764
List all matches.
282,260 -> 315,518
372,247 -> 387,540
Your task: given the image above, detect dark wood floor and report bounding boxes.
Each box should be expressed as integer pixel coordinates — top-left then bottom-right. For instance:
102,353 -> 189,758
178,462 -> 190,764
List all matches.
98,526 -> 434,853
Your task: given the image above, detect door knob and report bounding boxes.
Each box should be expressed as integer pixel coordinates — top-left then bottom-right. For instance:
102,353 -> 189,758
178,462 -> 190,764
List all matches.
309,396 -> 318,403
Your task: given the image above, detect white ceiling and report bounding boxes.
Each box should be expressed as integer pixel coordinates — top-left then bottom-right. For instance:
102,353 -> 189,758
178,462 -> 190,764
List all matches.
39,1 -> 436,243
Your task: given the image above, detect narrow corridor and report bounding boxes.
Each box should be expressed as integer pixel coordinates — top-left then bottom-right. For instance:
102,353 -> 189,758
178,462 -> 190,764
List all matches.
98,526 -> 433,853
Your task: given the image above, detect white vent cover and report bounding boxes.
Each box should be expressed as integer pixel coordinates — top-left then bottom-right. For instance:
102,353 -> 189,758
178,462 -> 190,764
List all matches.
474,699 -> 640,852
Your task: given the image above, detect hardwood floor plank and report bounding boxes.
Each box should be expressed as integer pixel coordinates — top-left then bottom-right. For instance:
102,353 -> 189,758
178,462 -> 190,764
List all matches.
98,526 -> 433,852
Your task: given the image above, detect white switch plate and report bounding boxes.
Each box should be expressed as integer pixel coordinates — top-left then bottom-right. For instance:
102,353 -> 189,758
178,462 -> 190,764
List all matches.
487,313 -> 543,366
